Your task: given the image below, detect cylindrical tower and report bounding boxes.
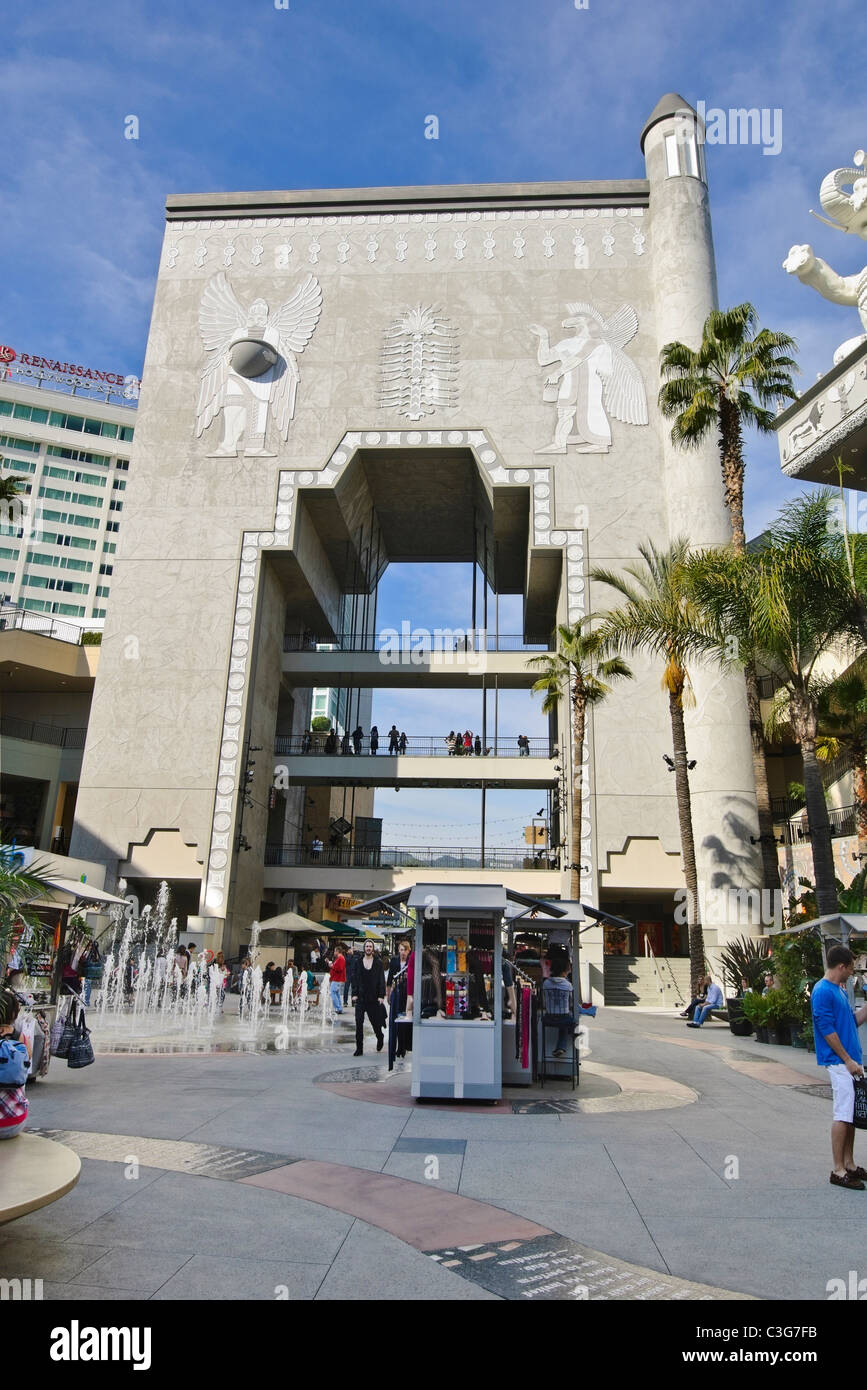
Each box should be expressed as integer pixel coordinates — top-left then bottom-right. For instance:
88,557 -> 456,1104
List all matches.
643,94 -> 763,941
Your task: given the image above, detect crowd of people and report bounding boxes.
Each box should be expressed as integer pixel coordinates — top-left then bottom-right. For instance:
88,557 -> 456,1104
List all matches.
300,727 -> 535,757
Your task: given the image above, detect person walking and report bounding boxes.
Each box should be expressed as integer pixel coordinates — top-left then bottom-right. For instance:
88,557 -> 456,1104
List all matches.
352,940 -> 386,1056
352,725 -> 363,755
369,725 -> 379,755
811,945 -> 867,1189
388,725 -> 400,755
398,731 -> 408,754
329,946 -> 346,1015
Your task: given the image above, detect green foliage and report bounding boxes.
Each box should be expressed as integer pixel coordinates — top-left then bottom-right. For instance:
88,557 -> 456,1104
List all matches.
741,990 -> 770,1026
0,844 -> 55,974
718,934 -> 770,993
311,716 -> 331,731
80,630 -> 102,646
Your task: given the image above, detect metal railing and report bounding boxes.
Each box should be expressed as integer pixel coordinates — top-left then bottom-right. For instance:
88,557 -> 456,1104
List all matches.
265,843 -> 560,871
0,606 -> 99,646
283,631 -> 551,654
775,803 -> 858,845
274,733 -> 554,758
0,714 -> 87,748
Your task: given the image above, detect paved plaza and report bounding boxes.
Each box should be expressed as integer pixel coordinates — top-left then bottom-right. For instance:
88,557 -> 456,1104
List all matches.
1,1007 -> 858,1302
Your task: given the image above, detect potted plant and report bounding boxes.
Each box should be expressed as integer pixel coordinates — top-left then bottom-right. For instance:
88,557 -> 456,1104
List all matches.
763,988 -> 793,1046
742,989 -> 769,1042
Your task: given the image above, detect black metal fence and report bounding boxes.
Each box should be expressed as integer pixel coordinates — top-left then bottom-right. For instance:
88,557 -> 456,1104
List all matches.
265,843 -> 559,871
0,714 -> 87,748
283,631 -> 551,654
774,803 -> 858,845
274,733 -> 554,758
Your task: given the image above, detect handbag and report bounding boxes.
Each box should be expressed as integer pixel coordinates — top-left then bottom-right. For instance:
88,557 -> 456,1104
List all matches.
66,1008 -> 95,1069
854,1076 -> 867,1129
50,1001 -> 78,1059
0,1037 -> 30,1086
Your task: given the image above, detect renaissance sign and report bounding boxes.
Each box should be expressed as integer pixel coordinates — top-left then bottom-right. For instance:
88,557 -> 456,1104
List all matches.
0,343 -> 140,400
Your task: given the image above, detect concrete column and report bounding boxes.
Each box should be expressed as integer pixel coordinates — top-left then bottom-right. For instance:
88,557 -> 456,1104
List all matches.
643,96 -> 762,933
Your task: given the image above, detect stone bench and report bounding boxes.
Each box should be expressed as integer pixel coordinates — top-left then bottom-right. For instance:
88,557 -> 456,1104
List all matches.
0,1133 -> 80,1225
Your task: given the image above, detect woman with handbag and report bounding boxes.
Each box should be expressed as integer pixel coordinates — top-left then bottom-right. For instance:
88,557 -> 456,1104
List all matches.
0,988 -> 32,1138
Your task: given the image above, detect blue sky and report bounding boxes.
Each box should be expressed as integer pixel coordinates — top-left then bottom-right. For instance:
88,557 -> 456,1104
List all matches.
2,0 -> 865,845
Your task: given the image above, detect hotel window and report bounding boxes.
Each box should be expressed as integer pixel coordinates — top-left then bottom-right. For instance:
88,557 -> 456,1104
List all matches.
115,458 -> 130,470
0,433 -> 40,453
47,445 -> 110,466
112,478 -> 126,491
95,585 -> 110,598
102,542 -> 116,554
98,563 -> 113,576
0,546 -> 19,560
106,520 -> 120,533
0,570 -> 14,584
109,499 -> 123,511
92,607 -> 106,618
56,602 -> 86,616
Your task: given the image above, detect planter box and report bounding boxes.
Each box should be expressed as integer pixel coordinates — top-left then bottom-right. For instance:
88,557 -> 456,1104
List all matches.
729,1018 -> 754,1037
755,1026 -> 769,1044
767,1024 -> 791,1046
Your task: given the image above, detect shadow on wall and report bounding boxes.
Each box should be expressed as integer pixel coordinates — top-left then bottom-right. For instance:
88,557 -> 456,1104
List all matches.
702,799 -> 763,890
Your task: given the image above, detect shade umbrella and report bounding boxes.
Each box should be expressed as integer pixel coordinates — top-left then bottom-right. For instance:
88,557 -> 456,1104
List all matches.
256,911 -> 334,935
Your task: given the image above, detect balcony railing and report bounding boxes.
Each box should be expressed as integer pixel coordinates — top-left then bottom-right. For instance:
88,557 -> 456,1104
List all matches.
265,843 -> 560,871
0,715 -> 87,748
0,606 -> 100,646
283,632 -> 550,654
274,733 -> 555,758
775,803 -> 858,845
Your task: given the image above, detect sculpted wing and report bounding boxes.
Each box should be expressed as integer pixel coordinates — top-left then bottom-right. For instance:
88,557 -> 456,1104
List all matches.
270,274 -> 323,353
268,275 -> 323,439
601,303 -> 639,352
196,274 -> 247,438
600,347 -> 648,426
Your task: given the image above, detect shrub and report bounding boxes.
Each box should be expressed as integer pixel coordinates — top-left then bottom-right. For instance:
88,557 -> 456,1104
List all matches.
311,716 -> 331,732
719,934 -> 770,994
80,631 -> 102,646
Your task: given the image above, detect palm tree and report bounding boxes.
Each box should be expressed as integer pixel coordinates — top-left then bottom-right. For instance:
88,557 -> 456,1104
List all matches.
659,303 -> 798,894
591,540 -> 721,996
0,473 -> 27,503
0,844 -> 55,976
685,494 -> 861,917
815,669 -> 867,853
527,619 -> 631,900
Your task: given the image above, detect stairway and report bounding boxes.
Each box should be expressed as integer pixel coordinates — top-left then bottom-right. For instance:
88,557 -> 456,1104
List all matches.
603,955 -> 692,1008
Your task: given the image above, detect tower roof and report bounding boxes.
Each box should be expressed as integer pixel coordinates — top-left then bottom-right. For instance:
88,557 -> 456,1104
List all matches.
640,93 -> 695,152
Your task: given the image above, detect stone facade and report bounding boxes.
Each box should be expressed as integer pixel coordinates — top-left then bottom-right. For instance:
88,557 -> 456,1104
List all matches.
71,95 -> 762,959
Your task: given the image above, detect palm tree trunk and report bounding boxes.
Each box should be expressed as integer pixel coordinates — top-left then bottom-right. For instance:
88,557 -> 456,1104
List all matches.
745,663 -> 782,891
669,690 -> 705,996
570,696 -> 585,901
793,697 -> 839,916
853,750 -> 867,860
719,401 -> 747,553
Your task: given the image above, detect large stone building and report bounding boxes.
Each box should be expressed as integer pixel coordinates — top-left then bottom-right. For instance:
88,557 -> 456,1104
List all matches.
68,94 -> 764,999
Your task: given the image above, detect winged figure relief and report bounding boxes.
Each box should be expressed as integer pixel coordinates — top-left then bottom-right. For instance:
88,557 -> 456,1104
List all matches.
530,302 -> 648,454
195,272 -> 322,456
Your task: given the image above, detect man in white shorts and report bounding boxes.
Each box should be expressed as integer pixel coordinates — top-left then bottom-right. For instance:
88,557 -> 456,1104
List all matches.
811,945 -> 867,1190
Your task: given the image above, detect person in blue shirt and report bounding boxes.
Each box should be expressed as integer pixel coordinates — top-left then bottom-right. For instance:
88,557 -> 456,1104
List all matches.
811,944 -> 867,1191
687,978 -> 723,1027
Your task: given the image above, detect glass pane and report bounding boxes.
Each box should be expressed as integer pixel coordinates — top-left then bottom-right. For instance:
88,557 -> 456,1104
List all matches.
419,920 -> 495,1020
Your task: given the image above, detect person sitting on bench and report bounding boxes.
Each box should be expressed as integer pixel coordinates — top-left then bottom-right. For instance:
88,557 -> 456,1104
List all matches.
687,977 -> 723,1028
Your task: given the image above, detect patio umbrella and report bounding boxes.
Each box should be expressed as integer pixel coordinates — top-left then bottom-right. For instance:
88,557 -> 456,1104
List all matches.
256,911 -> 334,934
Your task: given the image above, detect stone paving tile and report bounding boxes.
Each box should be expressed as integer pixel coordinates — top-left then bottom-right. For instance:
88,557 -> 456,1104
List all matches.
30,1128 -> 296,1181
381,1152 -> 462,1191
423,1232 -> 750,1301
41,1282 -> 145,1302
314,1218 -> 500,1301
240,1160 -> 551,1250
70,1171 -> 356,1261
68,1248 -> 195,1293
0,1159 -> 168,1241
0,1236 -> 108,1282
150,1253 -> 329,1301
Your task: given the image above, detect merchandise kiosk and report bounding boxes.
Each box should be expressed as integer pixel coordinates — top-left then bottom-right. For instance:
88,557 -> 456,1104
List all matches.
346,884 -> 572,1101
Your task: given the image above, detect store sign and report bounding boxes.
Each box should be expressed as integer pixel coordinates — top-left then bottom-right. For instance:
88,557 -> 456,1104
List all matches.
0,343 -> 140,400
